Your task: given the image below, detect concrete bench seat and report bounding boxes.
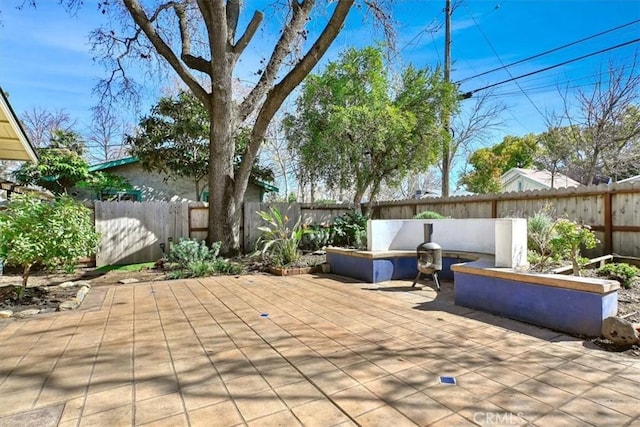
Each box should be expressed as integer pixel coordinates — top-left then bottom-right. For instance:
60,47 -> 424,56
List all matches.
452,260 -> 619,337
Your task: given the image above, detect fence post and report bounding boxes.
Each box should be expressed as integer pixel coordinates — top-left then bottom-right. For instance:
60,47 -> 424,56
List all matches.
604,191 -> 613,254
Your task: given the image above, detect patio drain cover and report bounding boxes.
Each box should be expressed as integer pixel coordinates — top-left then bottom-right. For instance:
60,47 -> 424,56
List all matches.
260,313 -> 269,318
439,376 -> 456,385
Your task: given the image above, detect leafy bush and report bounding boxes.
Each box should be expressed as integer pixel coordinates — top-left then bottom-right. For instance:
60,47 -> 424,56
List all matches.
300,224 -> 332,252
331,211 -> 368,249
255,207 -> 311,267
597,263 -> 639,289
0,194 -> 99,291
169,239 -> 221,269
550,219 -> 598,276
527,207 -> 557,271
414,210 -> 446,219
166,238 -> 241,277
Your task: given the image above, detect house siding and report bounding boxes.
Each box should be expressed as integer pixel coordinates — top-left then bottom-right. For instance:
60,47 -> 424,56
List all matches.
78,163 -> 266,202
502,177 -> 548,193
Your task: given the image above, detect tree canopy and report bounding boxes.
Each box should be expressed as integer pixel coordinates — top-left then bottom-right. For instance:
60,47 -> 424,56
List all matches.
459,134 -> 538,194
127,91 -> 274,201
285,46 -> 457,211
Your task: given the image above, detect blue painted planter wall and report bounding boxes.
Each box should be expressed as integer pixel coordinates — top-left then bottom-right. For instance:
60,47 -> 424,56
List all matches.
326,252 -> 469,283
454,272 -> 617,337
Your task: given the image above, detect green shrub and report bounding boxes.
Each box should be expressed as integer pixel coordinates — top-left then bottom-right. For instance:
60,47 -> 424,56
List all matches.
550,219 -> 598,276
331,211 -> 368,249
300,224 -> 332,252
166,239 -> 241,278
414,210 -> 446,219
597,263 -> 639,289
0,194 -> 99,291
527,207 -> 557,271
168,239 -> 220,268
255,207 -> 311,267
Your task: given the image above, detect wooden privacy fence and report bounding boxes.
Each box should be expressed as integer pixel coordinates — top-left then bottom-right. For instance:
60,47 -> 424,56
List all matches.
93,182 -> 640,264
94,200 -> 351,265
363,182 -> 640,258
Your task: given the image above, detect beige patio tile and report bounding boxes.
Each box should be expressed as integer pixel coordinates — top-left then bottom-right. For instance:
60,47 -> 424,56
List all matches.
0,389 -> 37,417
488,388 -> 554,423
58,396 -> 85,424
533,410 -> 594,427
558,397 -> 631,426
292,399 -> 351,426
138,413 -> 189,427
354,404 -> 416,427
134,392 -> 184,425
600,373 -> 640,399
181,378 -> 229,411
79,404 -> 132,427
455,371 -> 508,397
581,385 -> 640,418
261,365 -> 306,389
475,365 -> 529,387
429,413 -> 478,426
534,369 -> 595,395
134,376 -> 180,401
225,373 -> 271,397
554,360 -> 615,384
389,390 -> 452,425
341,360 -> 389,384
362,374 -> 417,403
330,384 -> 386,418
274,380 -> 324,408
233,389 -> 287,421
247,409 -> 302,426
83,384 -> 133,416
187,400 -> 243,427
512,378 -> 575,407
457,400 -> 529,426
311,369 -> 360,395
422,382 -> 485,412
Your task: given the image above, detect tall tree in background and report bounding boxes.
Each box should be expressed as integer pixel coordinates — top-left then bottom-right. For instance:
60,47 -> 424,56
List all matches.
21,107 -> 76,148
87,105 -> 128,163
286,46 -> 457,212
459,134 -> 538,194
86,1 -> 392,254
553,57 -> 640,184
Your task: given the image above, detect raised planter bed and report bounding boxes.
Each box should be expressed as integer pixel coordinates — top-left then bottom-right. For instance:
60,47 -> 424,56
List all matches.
268,265 -> 323,276
452,259 -> 619,337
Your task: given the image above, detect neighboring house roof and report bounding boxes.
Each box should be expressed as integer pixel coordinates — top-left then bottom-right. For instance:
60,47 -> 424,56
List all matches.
89,156 -> 279,193
0,87 -> 38,163
501,168 -> 580,190
618,174 -> 640,184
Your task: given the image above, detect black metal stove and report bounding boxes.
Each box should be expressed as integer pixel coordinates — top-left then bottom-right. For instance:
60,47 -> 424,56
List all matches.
411,223 -> 442,291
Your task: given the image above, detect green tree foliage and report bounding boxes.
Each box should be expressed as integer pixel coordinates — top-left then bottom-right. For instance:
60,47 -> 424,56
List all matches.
286,46 -> 457,211
127,91 -> 274,201
459,134 -> 538,194
0,194 -> 99,290
14,130 -> 90,195
550,219 -> 598,276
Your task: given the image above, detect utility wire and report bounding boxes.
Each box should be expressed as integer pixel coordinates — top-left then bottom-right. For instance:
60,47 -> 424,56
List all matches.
463,38 -> 640,96
463,2 -> 547,119
458,18 -> 640,83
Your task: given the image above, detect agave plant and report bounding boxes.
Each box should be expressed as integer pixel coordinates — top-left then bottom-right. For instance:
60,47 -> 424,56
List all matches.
254,207 -> 311,267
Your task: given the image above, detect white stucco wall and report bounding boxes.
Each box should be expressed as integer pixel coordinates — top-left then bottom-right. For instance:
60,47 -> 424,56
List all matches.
367,218 -> 528,268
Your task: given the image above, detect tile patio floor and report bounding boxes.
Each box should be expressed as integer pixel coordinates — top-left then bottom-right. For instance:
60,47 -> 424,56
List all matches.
0,274 -> 639,426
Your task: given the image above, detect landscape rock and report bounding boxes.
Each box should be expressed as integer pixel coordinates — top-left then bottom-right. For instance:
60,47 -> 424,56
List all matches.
118,278 -> 140,284
0,310 -> 13,318
59,299 -> 80,311
15,309 -> 40,318
58,281 -> 78,288
602,316 -> 640,346
76,285 -> 91,302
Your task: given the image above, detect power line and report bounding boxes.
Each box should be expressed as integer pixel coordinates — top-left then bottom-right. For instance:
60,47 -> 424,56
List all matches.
457,18 -> 640,84
463,38 -> 640,96
463,2 -> 547,119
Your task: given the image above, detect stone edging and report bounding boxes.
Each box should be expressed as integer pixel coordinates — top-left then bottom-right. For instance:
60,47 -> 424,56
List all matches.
0,281 -> 92,319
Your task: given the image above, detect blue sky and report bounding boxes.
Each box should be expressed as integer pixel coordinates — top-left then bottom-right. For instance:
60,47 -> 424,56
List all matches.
1,0 -> 639,154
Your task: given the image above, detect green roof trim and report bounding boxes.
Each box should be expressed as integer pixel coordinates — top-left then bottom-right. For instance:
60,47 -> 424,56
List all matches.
89,156 -> 139,172
88,156 -> 279,193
